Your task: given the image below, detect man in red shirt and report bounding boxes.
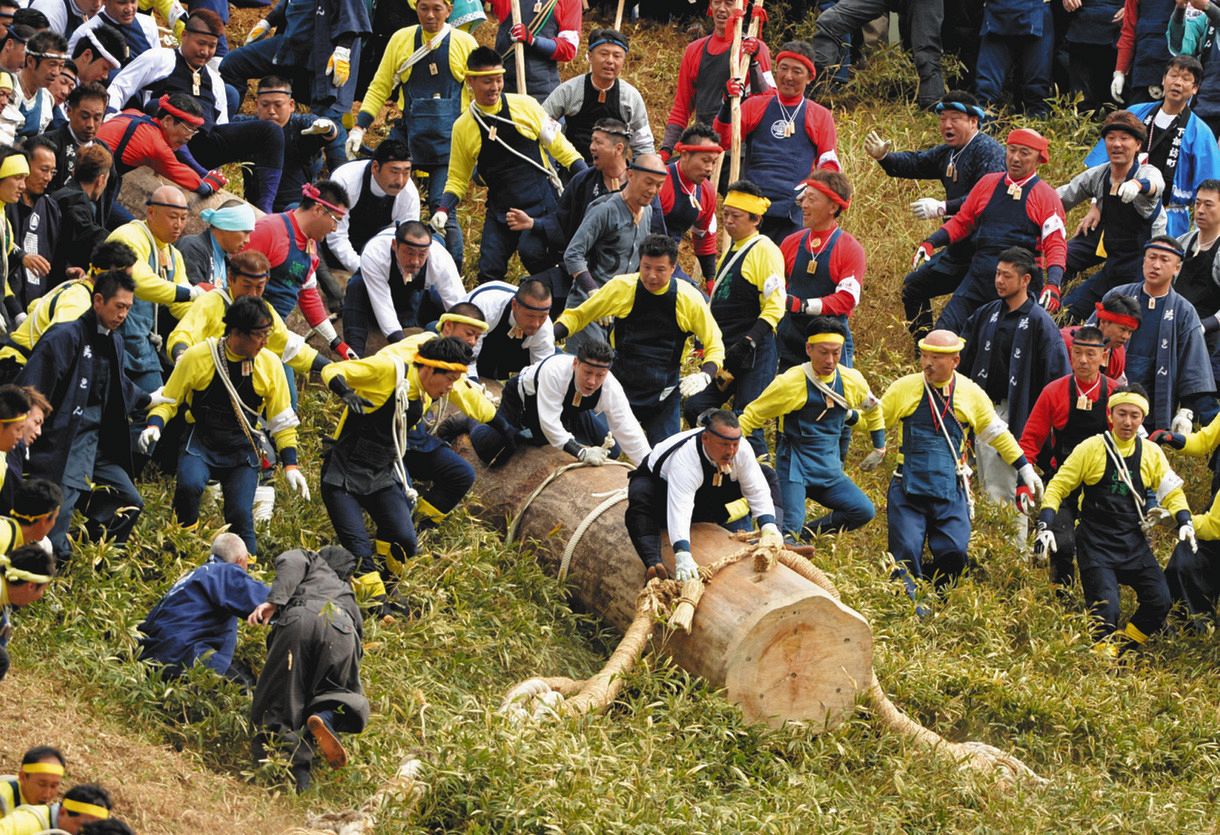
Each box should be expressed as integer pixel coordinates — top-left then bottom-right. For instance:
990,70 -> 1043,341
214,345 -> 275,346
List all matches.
660,0 -> 774,158
658,124 -> 720,282
489,0 -> 581,101
1061,294 -> 1140,382
244,180 -> 356,362
1020,324 -> 1119,588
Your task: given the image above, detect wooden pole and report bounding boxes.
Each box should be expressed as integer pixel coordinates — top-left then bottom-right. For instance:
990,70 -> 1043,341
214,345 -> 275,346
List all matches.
455,440 -> 875,730
510,0 -> 528,96
726,0 -> 745,187
613,0 -> 625,31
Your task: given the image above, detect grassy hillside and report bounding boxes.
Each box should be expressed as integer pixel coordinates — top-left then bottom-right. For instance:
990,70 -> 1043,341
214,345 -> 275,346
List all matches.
8,12 -> 1220,834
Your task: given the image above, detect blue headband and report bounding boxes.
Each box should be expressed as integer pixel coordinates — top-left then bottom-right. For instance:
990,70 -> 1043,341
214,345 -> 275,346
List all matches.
200,203 -> 256,232
935,100 -> 986,121
1144,239 -> 1185,258
589,36 -> 628,53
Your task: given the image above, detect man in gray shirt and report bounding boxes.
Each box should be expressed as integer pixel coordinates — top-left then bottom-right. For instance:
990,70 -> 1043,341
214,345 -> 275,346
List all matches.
562,153 -> 668,350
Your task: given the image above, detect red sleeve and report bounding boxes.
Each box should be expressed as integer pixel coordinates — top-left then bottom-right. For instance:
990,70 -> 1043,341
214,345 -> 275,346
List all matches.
940,173 -> 1000,243
551,0 -> 581,63
779,230 -> 802,276
819,234 -> 865,316
126,123 -> 202,191
488,0 -> 508,19
1019,378 -> 1067,463
666,40 -> 705,130
805,103 -> 840,173
298,285 -> 328,329
1028,181 -> 1067,270
692,182 -> 718,256
753,42 -> 773,76
715,94 -> 769,149
659,175 -> 675,214
244,217 -> 288,268
1116,0 -> 1138,73
1109,345 -> 1126,378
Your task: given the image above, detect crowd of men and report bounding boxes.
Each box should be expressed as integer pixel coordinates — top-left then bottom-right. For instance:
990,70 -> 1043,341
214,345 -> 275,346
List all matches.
3,0 -> 1220,812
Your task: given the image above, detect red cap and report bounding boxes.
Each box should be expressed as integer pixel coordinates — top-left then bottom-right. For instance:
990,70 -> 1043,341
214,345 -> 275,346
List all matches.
1006,128 -> 1049,164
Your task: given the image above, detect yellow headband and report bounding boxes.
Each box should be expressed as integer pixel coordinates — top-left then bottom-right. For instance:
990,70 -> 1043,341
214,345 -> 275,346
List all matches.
62,799 -> 110,819
8,509 -> 52,523
723,190 -> 771,216
414,357 -> 469,373
21,763 -> 64,776
917,336 -> 965,354
1107,391 -> 1149,415
0,411 -> 28,424
438,313 -> 489,333
466,67 -> 506,78
0,154 -> 28,180
807,333 -> 846,346
4,566 -> 52,584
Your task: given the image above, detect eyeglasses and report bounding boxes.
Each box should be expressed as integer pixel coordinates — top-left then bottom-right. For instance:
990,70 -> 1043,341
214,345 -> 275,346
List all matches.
323,208 -> 343,226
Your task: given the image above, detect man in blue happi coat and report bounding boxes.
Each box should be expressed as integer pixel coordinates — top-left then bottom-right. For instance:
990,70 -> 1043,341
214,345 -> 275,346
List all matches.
138,531 -> 268,684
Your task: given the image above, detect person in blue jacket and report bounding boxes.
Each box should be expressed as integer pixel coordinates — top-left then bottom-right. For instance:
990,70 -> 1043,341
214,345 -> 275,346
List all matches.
1084,56 -> 1220,237
1168,0 -> 1220,138
138,531 -> 268,685
974,0 -> 1053,116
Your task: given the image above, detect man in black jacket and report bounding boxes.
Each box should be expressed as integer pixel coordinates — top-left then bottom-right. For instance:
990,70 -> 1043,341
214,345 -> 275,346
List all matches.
15,269 -> 149,562
49,143 -> 112,274
43,81 -> 107,193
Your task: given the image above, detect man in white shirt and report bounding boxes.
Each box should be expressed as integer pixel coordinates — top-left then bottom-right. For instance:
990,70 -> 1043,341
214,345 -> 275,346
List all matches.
625,409 -> 782,582
341,221 -> 464,355
462,278 -> 555,381
30,0 -> 100,40
468,339 -> 650,468
321,139 -> 419,274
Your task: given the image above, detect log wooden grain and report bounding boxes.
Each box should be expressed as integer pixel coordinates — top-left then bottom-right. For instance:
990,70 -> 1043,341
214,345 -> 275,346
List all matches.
455,439 -> 874,730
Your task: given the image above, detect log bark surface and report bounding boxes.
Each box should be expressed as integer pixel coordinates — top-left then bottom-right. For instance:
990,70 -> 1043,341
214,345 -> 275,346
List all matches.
118,166 -> 263,236
457,441 -> 874,730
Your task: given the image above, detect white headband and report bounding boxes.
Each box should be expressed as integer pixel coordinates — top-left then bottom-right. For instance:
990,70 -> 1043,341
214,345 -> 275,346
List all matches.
84,30 -> 122,69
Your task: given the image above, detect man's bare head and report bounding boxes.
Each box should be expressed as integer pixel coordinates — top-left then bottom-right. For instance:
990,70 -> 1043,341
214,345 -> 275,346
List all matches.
145,185 -> 189,243
918,328 -> 963,385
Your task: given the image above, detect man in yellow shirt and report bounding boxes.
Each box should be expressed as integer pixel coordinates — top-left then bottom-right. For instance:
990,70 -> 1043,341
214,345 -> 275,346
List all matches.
1038,385 -> 1190,653
683,180 -> 786,455
880,328 -> 1042,612
0,746 -> 65,817
433,45 -> 586,283
740,317 -> 885,541
554,235 -> 724,443
348,0 -> 475,265
0,783 -> 113,834
139,297 -> 306,558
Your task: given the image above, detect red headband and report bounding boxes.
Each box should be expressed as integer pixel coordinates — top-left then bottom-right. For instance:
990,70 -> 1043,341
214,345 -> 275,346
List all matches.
157,94 -> 204,127
775,50 -> 816,79
1006,128 -> 1049,163
674,141 -> 724,155
1094,302 -> 1140,331
802,178 -> 850,212
301,183 -> 347,217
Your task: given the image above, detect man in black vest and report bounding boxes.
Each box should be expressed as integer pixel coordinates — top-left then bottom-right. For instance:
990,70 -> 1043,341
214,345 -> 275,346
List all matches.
44,81 -> 106,194
322,139 -> 419,274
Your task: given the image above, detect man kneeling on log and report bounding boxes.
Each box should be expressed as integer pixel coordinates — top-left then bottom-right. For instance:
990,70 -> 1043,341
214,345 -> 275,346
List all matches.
626,409 -> 784,582
468,340 -> 651,469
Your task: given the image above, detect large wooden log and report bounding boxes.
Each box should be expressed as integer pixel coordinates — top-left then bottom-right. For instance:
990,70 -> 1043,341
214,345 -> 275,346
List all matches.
456,441 -> 874,730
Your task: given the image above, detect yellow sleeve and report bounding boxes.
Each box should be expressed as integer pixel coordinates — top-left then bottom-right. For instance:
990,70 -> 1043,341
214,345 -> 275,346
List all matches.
1139,441 -> 1190,516
149,342 -> 213,425
254,352 -> 299,452
443,111 -> 481,200
320,355 -> 399,410
167,250 -> 192,319
106,226 -> 184,306
555,275 -> 638,336
740,238 -> 786,330
841,367 -> 884,437
880,374 -> 924,430
446,378 -> 497,423
515,94 -> 583,169
449,30 -> 476,80
1042,437 -> 1106,512
1183,411 -> 1220,458
674,281 -> 725,368
0,516 -> 21,557
1193,490 -> 1220,539
47,284 -> 92,327
268,309 -> 319,376
955,377 -> 1023,465
167,291 -> 224,359
360,27 -> 416,119
739,366 -> 808,435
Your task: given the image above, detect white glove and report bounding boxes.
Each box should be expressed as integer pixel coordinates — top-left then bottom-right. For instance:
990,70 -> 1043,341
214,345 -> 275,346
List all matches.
326,45 -> 352,88
680,371 -> 712,397
188,284 -> 205,301
758,522 -> 783,550
138,425 -> 161,454
673,549 -> 699,581
1017,462 -> 1044,503
1180,522 -> 1198,553
860,447 -> 886,471
344,126 -> 365,159
1033,525 -> 1057,566
1171,407 -> 1194,435
404,482 -> 419,507
246,19 -> 270,45
430,210 -> 448,234
34,536 -> 52,556
303,118 -> 336,137
284,466 -> 311,501
577,445 -> 610,466
148,386 -> 175,408
802,297 -> 823,316
1116,179 -> 1143,203
1148,84 -> 1164,100
910,197 -> 946,219
1110,71 -> 1125,102
863,130 -> 891,160
13,312 -> 25,326
1140,506 -> 1172,533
